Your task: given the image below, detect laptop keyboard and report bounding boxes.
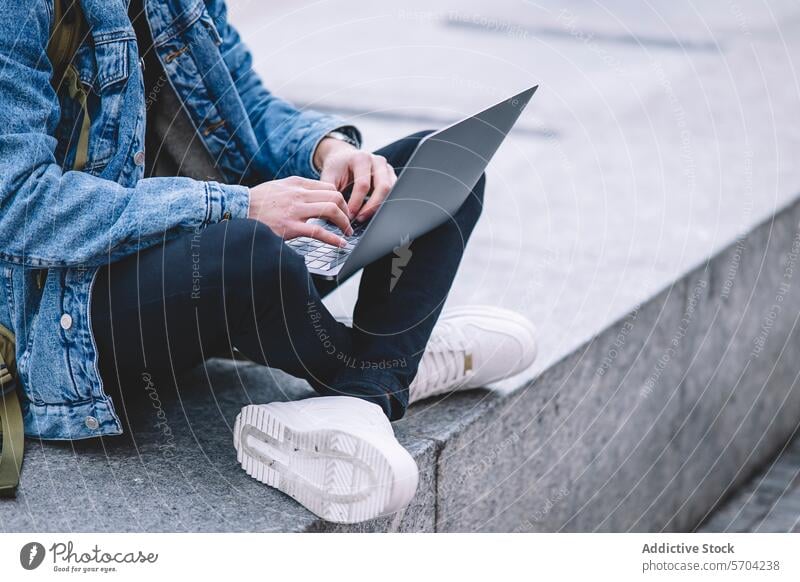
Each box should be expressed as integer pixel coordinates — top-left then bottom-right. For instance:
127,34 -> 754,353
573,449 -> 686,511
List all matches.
286,219 -> 368,272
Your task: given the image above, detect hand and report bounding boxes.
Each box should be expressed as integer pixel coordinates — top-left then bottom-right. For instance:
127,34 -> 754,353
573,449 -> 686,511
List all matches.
247,176 -> 352,248
314,137 -> 398,222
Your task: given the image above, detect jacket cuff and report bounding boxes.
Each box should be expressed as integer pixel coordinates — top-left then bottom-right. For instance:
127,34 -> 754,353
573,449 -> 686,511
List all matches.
205,181 -> 250,224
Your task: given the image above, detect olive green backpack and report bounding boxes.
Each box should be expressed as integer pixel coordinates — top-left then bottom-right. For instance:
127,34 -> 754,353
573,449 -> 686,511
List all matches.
0,0 -> 87,498
0,327 -> 22,497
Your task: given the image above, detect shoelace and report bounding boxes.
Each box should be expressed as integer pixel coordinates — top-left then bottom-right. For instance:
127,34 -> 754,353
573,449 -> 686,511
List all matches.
411,321 -> 473,401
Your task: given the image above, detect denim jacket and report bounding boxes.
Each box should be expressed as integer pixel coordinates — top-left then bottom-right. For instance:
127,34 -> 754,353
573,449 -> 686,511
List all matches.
0,0 -> 352,439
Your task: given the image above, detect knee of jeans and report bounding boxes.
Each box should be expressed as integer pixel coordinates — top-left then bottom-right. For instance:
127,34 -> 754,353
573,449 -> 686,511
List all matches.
390,129 -> 436,166
455,172 -> 485,228
411,129 -> 436,140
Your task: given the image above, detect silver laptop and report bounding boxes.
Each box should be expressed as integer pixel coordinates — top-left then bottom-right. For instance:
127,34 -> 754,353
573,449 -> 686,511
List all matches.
286,85 -> 538,280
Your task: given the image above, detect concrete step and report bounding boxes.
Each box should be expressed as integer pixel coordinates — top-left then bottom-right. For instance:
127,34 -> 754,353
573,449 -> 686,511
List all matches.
3,0 -> 800,533
404,195 -> 800,532
2,192 -> 800,533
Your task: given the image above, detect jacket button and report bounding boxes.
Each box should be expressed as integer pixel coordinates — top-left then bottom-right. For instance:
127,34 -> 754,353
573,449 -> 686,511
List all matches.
60,313 -> 73,330
133,151 -> 146,166
85,416 -> 99,430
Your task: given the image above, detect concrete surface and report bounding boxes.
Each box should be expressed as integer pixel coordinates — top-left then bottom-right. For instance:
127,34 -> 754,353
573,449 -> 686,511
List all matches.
2,0 -> 800,531
700,432 -> 800,532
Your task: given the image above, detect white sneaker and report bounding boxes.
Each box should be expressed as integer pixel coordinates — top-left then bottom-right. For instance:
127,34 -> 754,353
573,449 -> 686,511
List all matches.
409,305 -> 538,403
233,396 -> 418,524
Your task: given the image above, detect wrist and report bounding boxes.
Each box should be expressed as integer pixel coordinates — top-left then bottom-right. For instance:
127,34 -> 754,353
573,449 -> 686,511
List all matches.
313,136 -> 355,172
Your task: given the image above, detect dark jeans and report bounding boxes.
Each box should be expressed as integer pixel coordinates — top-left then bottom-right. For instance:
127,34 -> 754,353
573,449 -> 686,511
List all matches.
91,131 -> 484,420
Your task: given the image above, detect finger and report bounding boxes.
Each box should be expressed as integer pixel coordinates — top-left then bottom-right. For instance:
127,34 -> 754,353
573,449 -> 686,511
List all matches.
301,189 -> 350,218
304,202 -> 353,236
287,175 -> 337,190
298,222 -> 349,248
356,160 -> 393,222
346,153 -> 373,216
319,164 -> 340,188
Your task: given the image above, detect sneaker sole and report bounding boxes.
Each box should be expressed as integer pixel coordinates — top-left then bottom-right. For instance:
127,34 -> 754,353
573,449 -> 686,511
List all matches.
234,404 -> 412,524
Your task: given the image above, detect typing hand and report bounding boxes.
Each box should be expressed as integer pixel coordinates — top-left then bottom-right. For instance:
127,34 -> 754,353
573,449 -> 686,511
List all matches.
314,137 -> 397,223
247,176 -> 352,248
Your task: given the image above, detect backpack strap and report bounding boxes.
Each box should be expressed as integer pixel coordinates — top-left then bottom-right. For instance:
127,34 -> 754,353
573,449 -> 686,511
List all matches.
48,0 -> 86,91
0,326 -> 22,498
48,0 -> 91,171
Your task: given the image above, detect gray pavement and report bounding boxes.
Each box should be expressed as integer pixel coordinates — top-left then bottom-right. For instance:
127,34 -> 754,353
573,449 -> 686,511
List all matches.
234,0 -> 800,389
700,434 -> 800,532
2,0 -> 800,532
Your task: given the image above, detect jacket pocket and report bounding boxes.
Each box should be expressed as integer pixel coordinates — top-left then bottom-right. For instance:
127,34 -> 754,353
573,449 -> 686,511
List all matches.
92,36 -> 133,91
79,36 -> 136,173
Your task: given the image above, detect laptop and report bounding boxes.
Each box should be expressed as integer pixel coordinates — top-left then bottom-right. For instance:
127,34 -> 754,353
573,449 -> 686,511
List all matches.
286,85 -> 538,281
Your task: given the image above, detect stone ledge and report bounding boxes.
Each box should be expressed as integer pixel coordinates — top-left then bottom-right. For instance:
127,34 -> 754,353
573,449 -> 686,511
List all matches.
4,192 -> 800,532
398,192 -> 800,532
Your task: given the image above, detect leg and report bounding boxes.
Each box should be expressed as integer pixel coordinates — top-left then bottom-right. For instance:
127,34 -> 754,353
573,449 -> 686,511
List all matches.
91,219 -> 355,400
91,221 -> 422,524
327,131 -> 485,419
92,133 -> 483,422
